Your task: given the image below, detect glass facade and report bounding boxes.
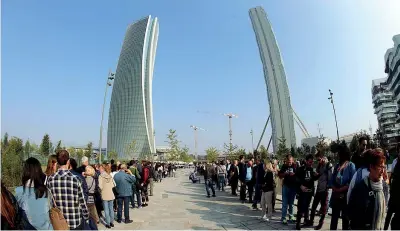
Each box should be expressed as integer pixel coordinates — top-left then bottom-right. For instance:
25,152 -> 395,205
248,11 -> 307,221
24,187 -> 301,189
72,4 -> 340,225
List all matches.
249,7 -> 297,152
107,16 -> 159,160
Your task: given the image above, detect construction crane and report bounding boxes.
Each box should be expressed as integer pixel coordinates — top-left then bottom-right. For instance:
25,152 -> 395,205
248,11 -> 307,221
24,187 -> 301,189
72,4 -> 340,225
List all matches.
222,113 -> 238,150
190,125 -> 206,159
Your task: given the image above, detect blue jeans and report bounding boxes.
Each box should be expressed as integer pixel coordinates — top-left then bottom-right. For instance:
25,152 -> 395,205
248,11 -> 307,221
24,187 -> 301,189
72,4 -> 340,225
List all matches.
102,200 -> 114,225
130,187 -> 142,208
205,179 -> 215,196
117,196 -> 130,221
281,185 -> 296,220
218,175 -> 225,190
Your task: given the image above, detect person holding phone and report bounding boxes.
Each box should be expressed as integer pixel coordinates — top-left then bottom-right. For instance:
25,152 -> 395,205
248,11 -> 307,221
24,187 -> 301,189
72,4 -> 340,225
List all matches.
278,155 -> 297,225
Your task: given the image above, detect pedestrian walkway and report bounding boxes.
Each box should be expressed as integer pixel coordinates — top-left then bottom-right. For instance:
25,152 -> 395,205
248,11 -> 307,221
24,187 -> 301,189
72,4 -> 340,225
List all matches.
107,169 -> 339,230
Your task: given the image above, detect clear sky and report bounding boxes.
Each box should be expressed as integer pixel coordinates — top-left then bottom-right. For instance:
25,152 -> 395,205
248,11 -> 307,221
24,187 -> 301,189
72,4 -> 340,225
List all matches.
2,0 -> 400,154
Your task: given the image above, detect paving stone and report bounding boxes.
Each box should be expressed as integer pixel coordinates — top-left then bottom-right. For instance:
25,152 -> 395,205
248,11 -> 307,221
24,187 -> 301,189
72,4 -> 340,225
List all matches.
96,168 -> 336,230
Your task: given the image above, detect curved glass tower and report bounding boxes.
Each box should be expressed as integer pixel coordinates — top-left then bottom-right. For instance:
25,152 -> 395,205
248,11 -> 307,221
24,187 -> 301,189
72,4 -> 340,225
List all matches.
107,16 -> 159,159
249,6 -> 296,152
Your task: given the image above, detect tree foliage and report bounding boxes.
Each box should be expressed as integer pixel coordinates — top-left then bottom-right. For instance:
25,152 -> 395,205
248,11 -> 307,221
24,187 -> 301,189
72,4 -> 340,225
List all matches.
206,147 -> 219,163
24,140 -> 31,160
225,143 -> 239,160
180,146 -> 192,163
55,140 -> 63,153
40,134 -> 51,156
67,147 -> 76,159
276,136 -> 290,160
166,129 -> 181,161
3,132 -> 9,149
124,140 -> 137,160
316,136 -> 330,155
349,130 -> 370,153
84,142 -> 93,160
259,145 -> 268,161
1,136 -> 24,187
108,150 -> 118,161
76,149 -> 84,165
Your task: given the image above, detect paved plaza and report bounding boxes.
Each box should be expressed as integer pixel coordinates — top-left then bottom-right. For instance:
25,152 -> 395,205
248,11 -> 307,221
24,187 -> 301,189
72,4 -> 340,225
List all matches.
107,169 -> 339,230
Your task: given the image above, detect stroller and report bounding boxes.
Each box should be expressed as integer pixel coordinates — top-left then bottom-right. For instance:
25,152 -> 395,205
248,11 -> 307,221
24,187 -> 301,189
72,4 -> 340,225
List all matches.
189,171 -> 201,183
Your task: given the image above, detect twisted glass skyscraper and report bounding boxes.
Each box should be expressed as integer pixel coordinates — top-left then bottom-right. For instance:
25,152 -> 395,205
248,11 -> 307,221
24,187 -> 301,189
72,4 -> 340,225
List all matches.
249,6 -> 296,152
107,16 -> 159,159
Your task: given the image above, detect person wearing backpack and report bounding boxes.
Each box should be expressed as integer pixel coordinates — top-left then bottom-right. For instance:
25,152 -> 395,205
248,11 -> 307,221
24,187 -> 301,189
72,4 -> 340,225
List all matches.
347,149 -> 373,203
140,162 -> 151,207
309,153 -> 333,230
385,143 -> 400,230
129,160 -> 142,209
348,149 -> 386,230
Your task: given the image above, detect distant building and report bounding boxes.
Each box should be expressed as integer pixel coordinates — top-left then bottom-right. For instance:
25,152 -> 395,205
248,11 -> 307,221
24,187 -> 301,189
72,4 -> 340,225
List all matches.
249,6 -> 296,153
371,34 -> 400,146
107,16 -> 159,159
301,136 -> 331,148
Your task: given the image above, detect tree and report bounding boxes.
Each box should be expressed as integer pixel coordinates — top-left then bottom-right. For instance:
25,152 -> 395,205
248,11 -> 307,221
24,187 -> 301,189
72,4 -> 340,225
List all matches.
40,134 -> 51,156
124,140 -> 137,160
316,136 -> 330,155
67,147 -> 76,159
224,143 -> 239,160
84,142 -> 93,159
259,145 -> 268,161
24,140 -> 31,160
290,146 -> 297,158
3,132 -> 9,149
311,146 -> 317,155
76,149 -> 84,165
205,147 -> 219,163
55,140 -> 63,153
349,130 -> 370,153
108,150 -> 118,161
276,136 -> 290,160
166,129 -> 181,161
2,136 -> 24,187
180,146 -> 192,163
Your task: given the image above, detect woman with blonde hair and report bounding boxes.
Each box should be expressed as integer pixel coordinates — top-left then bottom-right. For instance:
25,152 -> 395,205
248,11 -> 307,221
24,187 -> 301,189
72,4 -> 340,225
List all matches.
260,162 -> 275,221
99,164 -> 115,228
85,165 -> 99,226
44,154 -> 57,177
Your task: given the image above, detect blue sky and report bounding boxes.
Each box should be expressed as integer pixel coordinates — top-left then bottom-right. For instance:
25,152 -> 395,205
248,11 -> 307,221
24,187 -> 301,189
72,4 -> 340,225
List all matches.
2,0 -> 400,154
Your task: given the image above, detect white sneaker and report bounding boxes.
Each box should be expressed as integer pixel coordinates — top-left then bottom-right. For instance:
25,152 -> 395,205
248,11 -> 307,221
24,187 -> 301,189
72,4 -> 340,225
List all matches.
262,215 -> 267,220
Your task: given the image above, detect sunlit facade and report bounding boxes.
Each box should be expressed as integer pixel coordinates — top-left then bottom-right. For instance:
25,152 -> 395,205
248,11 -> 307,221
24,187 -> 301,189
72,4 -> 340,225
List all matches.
107,16 -> 159,159
249,6 -> 296,152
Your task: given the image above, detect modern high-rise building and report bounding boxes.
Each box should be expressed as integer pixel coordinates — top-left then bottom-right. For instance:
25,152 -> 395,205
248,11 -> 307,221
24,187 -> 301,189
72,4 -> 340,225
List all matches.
249,6 -> 296,152
372,34 -> 400,147
107,16 -> 159,159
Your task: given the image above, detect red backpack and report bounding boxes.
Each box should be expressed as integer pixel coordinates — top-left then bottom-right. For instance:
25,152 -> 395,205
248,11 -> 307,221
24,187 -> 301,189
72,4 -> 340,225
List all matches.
143,167 -> 150,183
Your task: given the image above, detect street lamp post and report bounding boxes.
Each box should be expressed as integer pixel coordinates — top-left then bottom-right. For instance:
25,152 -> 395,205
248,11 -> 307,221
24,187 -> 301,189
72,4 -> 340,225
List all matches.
99,70 -> 115,164
250,129 -> 254,153
328,89 -> 340,141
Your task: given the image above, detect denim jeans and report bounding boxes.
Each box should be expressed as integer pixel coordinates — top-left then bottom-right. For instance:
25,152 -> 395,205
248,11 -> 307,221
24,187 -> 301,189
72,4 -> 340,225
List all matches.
130,187 -> 142,208
117,196 -> 130,221
205,178 -> 215,196
281,185 -> 296,220
253,184 -> 261,206
102,200 -> 114,225
218,175 -> 225,190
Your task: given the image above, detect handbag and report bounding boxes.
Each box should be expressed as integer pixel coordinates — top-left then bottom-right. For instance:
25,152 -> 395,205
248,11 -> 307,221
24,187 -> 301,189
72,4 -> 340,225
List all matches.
48,190 -> 69,230
112,179 -> 119,197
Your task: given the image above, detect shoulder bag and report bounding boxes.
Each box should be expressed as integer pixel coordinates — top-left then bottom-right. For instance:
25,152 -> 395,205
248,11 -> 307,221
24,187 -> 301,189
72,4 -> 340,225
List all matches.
48,190 -> 69,230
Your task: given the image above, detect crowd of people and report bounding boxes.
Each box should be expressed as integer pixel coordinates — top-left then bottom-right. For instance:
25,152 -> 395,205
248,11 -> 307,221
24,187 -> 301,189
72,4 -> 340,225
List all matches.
194,138 -> 400,230
0,149 -> 179,230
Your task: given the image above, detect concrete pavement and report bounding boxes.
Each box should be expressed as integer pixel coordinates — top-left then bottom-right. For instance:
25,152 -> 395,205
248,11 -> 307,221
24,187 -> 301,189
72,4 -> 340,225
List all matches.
103,168 -> 339,230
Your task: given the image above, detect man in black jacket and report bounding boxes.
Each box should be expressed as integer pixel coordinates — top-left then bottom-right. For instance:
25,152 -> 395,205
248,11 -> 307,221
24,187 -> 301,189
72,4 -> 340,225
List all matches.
351,136 -> 368,170
295,154 -> 317,230
252,156 -> 264,209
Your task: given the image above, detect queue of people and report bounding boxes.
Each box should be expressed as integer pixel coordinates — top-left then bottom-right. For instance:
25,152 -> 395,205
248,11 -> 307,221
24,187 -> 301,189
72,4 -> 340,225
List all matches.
0,149 -> 175,230
196,138 -> 400,230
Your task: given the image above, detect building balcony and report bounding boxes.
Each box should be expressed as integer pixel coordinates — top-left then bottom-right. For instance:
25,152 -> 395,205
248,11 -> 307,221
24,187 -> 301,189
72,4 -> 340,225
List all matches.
372,92 -> 393,102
